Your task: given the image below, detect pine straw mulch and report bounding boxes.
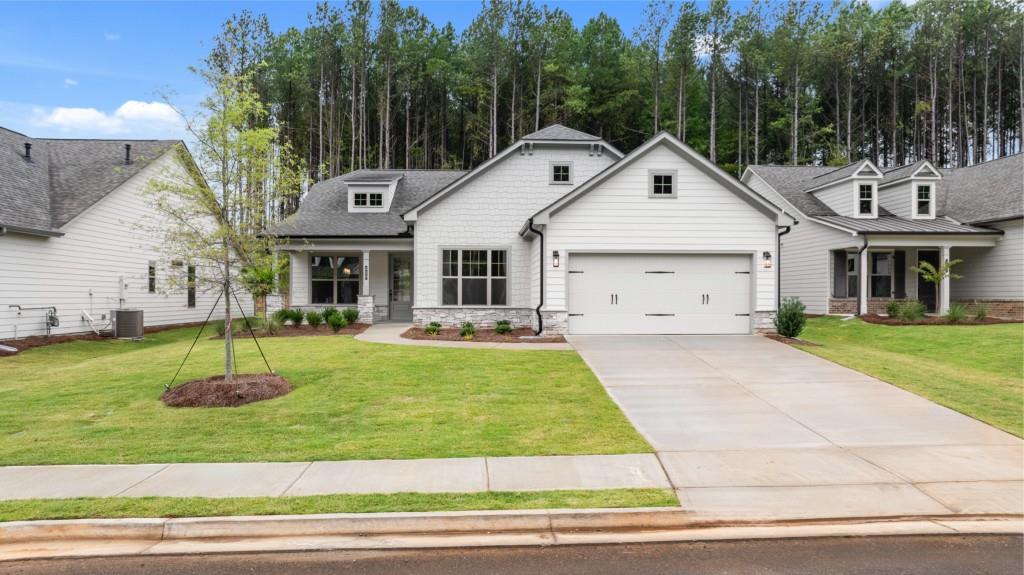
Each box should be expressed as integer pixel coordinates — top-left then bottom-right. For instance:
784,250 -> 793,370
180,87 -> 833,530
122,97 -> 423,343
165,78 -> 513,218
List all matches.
162,374 -> 292,408
859,313 -> 1020,326
210,323 -> 369,339
402,327 -> 566,344
0,321 -> 207,355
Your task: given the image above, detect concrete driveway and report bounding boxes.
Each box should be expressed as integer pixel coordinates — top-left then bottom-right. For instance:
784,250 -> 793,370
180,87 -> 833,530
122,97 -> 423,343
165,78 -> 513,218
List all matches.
569,335 -> 1023,521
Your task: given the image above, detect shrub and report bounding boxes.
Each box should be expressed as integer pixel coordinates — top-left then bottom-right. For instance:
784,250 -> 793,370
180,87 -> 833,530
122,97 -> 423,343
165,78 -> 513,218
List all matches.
946,302 -> 968,323
774,297 -> 806,338
898,300 -> 926,321
321,307 -> 340,321
459,321 -> 476,340
424,322 -> 441,336
271,308 -> 290,324
327,313 -> 347,333
305,310 -> 323,329
342,307 -> 360,324
213,320 -> 227,337
287,309 -> 304,326
265,316 -> 282,335
974,304 -> 988,321
885,300 -> 902,317
495,319 -> 512,334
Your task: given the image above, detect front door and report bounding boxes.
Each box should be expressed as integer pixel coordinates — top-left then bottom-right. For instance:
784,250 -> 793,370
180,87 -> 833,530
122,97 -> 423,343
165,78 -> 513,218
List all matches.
389,253 -> 413,321
916,250 -> 940,313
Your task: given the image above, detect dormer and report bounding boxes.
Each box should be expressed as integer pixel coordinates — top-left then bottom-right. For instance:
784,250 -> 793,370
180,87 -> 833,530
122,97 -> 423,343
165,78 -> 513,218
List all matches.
347,174 -> 402,213
805,160 -> 883,219
878,161 -> 941,220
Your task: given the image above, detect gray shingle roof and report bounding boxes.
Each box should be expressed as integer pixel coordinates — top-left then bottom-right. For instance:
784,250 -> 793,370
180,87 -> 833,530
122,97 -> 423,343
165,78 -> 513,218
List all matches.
745,165 -> 837,216
271,169 -> 467,237
806,161 -> 870,189
0,126 -> 178,233
814,215 -> 1000,234
880,159 -> 930,184
521,124 -> 601,141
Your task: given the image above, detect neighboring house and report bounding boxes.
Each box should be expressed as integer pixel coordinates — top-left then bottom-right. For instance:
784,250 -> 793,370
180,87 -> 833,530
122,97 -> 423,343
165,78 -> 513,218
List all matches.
0,126 -> 248,340
743,154 -> 1023,319
272,125 -> 792,335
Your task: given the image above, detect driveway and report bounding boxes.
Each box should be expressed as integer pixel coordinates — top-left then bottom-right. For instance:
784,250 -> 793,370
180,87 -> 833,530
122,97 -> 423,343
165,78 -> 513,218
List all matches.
569,335 -> 1024,520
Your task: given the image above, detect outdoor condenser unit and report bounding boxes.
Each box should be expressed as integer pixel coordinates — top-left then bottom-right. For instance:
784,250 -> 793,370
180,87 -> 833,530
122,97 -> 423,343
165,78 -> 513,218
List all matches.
111,309 -> 144,339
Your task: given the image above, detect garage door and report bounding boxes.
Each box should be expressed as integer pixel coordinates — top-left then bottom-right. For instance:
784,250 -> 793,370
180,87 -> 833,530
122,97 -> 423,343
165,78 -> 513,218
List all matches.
567,253 -> 752,335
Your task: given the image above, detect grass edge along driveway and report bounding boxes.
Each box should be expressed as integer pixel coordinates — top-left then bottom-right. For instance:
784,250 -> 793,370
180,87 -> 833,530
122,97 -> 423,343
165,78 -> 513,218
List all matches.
794,316 -> 1023,437
0,328 -> 650,465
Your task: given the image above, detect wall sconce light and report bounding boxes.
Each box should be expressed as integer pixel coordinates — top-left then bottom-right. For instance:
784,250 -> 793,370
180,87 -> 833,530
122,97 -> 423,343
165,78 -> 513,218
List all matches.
762,251 -> 773,269
552,250 -> 560,268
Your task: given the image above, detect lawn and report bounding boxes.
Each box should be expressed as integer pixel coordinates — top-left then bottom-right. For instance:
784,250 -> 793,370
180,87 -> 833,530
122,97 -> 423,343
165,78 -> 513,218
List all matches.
0,328 -> 649,465
795,316 -> 1023,436
0,489 -> 678,522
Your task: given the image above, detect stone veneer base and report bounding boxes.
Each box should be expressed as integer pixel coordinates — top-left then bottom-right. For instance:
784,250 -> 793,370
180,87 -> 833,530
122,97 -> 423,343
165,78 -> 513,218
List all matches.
413,307 -> 535,329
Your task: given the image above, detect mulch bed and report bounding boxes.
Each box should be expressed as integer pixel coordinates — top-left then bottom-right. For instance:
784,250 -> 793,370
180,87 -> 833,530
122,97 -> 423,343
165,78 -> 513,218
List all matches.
402,327 -> 566,344
162,374 -> 292,408
0,321 -> 209,355
860,313 -> 1020,326
211,323 -> 370,339
764,333 -> 822,346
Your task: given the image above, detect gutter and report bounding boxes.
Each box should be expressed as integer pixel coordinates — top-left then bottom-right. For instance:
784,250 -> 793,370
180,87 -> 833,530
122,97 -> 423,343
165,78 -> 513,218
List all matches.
856,235 -> 869,316
0,224 -> 64,238
527,218 -> 544,335
776,223 -> 793,309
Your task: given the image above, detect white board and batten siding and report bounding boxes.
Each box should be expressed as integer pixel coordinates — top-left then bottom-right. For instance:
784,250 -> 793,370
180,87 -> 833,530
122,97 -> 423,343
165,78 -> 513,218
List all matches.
951,218 -> 1024,300
0,152 -> 251,340
545,144 -> 780,329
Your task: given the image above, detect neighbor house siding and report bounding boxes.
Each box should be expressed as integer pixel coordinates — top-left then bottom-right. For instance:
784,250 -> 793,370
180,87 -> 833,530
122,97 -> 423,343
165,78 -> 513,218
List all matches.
544,144 -> 780,314
950,218 -> 1024,300
412,145 -> 615,312
0,153 -> 251,340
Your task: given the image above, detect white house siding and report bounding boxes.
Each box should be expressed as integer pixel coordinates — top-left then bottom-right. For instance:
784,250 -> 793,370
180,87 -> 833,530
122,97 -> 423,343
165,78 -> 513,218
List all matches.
544,144 -> 780,326
951,219 -> 1024,300
0,153 -> 251,340
412,144 -> 615,326
811,180 -> 854,216
878,181 -> 912,218
778,219 -> 858,315
289,251 -> 310,305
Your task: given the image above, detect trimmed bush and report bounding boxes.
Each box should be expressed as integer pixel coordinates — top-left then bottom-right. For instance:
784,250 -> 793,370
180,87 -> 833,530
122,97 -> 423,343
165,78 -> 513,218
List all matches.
885,300 -> 902,317
774,297 -> 807,338
287,309 -> 305,326
974,304 -> 988,321
898,300 -> 926,321
265,316 -> 282,335
327,313 -> 347,333
342,307 -> 360,324
495,320 -> 512,335
459,321 -> 476,340
424,322 -> 441,336
213,320 -> 227,337
271,308 -> 290,324
305,310 -> 323,329
321,307 -> 340,321
946,302 -> 968,323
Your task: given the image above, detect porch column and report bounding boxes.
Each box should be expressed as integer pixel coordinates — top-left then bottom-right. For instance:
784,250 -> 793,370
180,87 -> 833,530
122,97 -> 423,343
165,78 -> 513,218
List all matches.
859,248 -> 869,315
939,245 -> 951,315
361,250 -> 370,296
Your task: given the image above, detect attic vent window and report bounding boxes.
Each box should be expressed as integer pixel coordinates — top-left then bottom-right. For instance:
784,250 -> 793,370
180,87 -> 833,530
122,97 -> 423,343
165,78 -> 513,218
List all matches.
649,170 -> 677,198
550,162 -> 572,184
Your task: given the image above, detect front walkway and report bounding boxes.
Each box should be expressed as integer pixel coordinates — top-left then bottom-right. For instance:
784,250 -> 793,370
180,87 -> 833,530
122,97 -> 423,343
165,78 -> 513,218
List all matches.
356,323 -> 573,350
569,334 -> 1023,520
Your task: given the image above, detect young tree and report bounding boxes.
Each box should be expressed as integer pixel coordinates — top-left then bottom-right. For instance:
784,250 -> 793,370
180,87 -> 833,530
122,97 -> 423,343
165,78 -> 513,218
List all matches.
911,258 -> 963,312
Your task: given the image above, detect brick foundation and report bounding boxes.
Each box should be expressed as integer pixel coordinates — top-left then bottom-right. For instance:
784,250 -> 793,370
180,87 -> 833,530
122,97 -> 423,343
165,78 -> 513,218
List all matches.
828,298 -> 857,315
954,299 -> 1023,321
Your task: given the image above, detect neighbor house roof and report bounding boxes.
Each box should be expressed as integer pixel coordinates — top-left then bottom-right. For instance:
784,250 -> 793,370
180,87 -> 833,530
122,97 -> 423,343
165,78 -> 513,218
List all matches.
271,169 -> 467,237
521,124 -> 602,141
0,126 -> 179,236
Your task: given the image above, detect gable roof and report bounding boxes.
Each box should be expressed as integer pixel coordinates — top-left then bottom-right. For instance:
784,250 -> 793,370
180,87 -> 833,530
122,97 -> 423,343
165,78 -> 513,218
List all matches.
0,126 -> 179,236
271,169 -> 466,237
521,124 -> 601,141
529,131 -> 790,227
804,160 -> 882,192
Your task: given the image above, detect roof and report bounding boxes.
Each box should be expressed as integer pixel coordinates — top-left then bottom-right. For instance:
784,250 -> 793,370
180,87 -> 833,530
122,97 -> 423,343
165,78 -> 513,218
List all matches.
813,215 -> 1002,234
521,124 -> 601,142
744,165 -> 837,216
271,169 -> 467,237
0,126 -> 178,235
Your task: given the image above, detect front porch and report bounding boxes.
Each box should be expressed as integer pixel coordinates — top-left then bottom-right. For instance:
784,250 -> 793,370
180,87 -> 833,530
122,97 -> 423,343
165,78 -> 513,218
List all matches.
826,234 -> 1002,316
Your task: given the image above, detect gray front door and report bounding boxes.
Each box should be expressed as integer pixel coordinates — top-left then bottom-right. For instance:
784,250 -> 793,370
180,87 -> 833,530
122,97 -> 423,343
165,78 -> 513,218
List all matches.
389,253 -> 413,321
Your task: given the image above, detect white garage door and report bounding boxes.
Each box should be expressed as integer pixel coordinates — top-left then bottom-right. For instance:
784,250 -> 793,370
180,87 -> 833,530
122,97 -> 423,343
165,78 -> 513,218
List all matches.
567,253 -> 752,335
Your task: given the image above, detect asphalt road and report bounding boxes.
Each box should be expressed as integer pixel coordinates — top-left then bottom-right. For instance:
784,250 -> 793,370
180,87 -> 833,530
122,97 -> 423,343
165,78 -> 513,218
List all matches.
2,535 -> 1021,575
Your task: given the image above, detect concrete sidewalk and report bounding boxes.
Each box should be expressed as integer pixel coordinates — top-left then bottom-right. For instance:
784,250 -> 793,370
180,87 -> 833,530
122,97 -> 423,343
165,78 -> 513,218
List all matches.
355,323 -> 573,350
0,454 -> 670,500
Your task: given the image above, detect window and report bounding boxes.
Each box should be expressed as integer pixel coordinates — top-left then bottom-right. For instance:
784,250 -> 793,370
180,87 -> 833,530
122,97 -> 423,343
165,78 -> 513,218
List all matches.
148,261 -> 156,293
649,170 -> 676,197
441,249 -> 507,306
368,193 -> 383,207
186,265 -> 196,308
310,255 -> 362,305
915,184 -> 932,217
857,183 -> 875,216
846,253 -> 858,297
551,162 -> 572,184
353,193 -> 367,207
870,252 -> 892,298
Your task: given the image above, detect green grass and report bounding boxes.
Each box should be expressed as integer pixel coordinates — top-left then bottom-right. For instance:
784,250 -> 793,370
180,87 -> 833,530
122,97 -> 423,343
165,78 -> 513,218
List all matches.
0,489 -> 678,522
796,317 -> 1024,436
0,329 -> 649,465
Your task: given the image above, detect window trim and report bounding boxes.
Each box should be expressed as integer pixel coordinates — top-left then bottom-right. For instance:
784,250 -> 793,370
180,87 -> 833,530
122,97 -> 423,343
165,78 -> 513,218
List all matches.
911,182 -> 935,219
368,192 -> 383,207
854,181 -> 877,218
309,253 -> 363,306
147,261 -> 156,293
439,247 -> 510,307
549,161 -> 573,185
869,250 -> 895,298
648,169 -> 678,198
353,192 -> 368,207
845,252 -> 859,298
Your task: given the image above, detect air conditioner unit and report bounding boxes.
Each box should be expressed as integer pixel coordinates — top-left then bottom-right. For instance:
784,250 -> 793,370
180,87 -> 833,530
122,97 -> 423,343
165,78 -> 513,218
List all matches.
111,309 -> 144,339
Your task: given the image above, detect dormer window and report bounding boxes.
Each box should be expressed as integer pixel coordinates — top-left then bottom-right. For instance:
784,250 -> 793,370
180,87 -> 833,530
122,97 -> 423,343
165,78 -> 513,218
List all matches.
913,184 -> 934,219
550,162 -> 572,184
352,192 -> 383,208
856,183 -> 876,218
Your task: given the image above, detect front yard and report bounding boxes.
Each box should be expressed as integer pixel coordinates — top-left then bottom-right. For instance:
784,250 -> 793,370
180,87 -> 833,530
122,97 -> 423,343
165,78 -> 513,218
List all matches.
0,328 -> 650,465
795,316 -> 1023,436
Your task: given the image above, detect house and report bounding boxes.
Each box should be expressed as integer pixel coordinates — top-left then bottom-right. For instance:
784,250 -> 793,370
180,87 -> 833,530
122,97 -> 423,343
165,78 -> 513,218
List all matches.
272,125 -> 793,335
742,154 -> 1023,319
0,126 -> 247,340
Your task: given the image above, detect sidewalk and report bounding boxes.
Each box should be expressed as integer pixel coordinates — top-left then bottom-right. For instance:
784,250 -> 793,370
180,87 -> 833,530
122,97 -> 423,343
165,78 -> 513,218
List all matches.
356,323 -> 574,350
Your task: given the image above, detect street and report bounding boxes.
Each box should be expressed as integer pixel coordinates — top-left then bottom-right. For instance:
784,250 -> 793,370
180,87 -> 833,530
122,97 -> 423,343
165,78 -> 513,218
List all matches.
2,535 -> 1020,575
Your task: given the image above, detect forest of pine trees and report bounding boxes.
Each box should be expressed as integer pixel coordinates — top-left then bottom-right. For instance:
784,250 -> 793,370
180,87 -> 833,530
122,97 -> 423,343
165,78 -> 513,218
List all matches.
205,0 -> 1023,206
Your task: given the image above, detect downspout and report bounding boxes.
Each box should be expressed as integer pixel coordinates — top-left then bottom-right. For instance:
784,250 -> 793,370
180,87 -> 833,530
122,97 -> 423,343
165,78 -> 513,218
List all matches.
776,224 -> 792,310
527,218 -> 544,335
856,235 -> 869,316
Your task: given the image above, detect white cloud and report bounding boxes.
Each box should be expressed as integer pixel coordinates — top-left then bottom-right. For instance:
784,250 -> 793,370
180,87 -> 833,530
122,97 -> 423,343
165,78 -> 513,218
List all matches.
104,32 -> 120,41
34,100 -> 184,138
63,78 -> 77,88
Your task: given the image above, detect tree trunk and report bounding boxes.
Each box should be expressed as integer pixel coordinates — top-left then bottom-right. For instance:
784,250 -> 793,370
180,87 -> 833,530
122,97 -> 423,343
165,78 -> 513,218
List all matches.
754,80 -> 760,165
709,64 -> 717,163
534,54 -> 542,132
791,62 -> 799,165
223,245 -> 234,385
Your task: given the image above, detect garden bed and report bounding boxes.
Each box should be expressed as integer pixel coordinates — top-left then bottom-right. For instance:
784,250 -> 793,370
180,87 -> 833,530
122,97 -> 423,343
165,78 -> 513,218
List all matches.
860,314 -> 1018,326
764,333 -> 821,346
211,323 -> 369,339
402,327 -> 566,344
0,321 -> 207,355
